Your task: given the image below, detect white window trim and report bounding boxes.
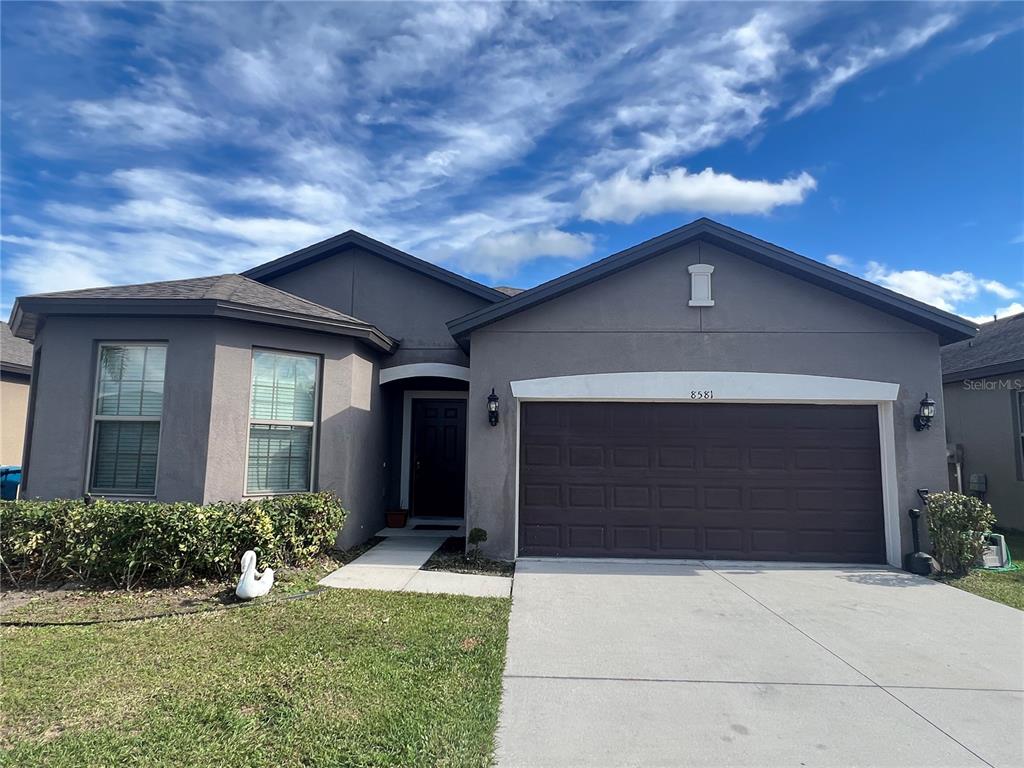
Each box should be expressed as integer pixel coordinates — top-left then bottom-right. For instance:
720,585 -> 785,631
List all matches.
508,371 -> 902,567
85,341 -> 167,498
399,390 -> 469,510
243,348 -> 321,497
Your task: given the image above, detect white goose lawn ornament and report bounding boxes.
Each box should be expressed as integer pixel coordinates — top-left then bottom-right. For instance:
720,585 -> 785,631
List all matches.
235,550 -> 274,600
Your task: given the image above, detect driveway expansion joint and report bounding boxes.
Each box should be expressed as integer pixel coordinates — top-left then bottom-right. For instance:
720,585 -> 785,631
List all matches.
705,563 -> 999,768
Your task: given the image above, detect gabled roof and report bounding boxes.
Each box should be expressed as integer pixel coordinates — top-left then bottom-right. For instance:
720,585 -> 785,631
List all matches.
1,321 -> 32,376
242,229 -> 508,303
447,217 -> 977,346
941,311 -> 1024,382
9,274 -> 395,353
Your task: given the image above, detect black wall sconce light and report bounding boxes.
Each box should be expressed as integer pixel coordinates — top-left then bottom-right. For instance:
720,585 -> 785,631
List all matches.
913,393 -> 936,431
487,388 -> 500,426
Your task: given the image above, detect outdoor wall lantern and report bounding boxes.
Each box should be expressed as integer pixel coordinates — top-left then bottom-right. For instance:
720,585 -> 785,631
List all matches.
487,388 -> 500,426
913,393 -> 937,431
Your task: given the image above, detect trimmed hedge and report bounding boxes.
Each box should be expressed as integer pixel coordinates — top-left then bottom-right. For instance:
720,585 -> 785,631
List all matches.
0,492 -> 346,589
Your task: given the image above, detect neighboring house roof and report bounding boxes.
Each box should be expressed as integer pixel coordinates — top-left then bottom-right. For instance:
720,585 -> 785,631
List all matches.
0,321 -> 32,376
447,217 -> 977,346
8,273 -> 396,353
941,311 -> 1024,382
242,229 -> 509,303
494,286 -> 525,297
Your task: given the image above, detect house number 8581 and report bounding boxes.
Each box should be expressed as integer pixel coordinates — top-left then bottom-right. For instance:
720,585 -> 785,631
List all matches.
690,390 -> 714,399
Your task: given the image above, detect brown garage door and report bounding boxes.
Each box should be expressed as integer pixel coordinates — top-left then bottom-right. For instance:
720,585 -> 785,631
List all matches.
519,402 -> 885,563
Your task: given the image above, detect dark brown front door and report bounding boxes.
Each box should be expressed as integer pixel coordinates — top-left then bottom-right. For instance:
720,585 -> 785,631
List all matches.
519,402 -> 885,562
411,399 -> 467,517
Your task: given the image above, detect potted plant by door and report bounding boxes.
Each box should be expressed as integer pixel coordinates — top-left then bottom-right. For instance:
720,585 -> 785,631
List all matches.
385,508 -> 409,528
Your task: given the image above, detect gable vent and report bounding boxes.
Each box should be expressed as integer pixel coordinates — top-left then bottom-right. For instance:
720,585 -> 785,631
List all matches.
688,263 -> 715,307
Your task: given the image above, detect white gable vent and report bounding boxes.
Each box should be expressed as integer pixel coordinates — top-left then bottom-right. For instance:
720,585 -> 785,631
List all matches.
688,263 -> 715,307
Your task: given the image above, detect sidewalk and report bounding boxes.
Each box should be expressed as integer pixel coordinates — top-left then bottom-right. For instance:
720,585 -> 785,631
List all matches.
319,537 -> 512,598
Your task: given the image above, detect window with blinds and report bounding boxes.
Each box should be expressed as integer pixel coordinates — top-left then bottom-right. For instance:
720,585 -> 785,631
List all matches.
246,349 -> 319,494
89,343 -> 167,494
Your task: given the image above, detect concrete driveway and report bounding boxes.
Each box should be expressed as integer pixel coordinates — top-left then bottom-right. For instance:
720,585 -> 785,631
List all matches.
496,560 -> 1024,768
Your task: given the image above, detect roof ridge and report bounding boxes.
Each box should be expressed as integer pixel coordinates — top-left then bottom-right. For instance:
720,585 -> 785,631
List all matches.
447,217 -> 976,346
241,229 -> 507,302
218,273 -> 367,322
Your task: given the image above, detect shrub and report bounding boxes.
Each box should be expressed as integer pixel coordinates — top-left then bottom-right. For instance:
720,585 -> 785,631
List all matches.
467,527 -> 488,559
925,491 -> 995,576
0,492 -> 346,589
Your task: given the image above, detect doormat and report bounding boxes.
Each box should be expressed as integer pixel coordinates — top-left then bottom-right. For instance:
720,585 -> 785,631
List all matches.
413,524 -> 461,531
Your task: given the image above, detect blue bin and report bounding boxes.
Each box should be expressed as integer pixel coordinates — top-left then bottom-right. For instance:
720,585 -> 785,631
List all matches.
0,466 -> 22,500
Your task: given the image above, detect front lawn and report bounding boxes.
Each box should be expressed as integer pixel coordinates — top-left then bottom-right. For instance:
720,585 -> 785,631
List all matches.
944,529 -> 1024,611
1,589 -> 511,768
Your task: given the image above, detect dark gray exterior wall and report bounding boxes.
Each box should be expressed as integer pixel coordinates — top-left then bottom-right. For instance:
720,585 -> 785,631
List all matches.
943,373 -> 1024,530
465,240 -> 949,560
262,247 -> 491,368
22,316 -> 217,502
22,315 -> 387,548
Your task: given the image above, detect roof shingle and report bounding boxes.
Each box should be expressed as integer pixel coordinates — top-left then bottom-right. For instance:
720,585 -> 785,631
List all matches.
941,312 -> 1024,380
0,321 -> 32,372
28,274 -> 368,325
11,274 -> 395,352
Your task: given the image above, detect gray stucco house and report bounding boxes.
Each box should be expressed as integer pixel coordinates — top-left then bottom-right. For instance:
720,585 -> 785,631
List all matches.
9,218 -> 976,565
942,312 -> 1023,530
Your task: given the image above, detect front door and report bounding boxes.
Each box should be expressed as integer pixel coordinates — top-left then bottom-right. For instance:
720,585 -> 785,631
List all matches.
411,399 -> 467,517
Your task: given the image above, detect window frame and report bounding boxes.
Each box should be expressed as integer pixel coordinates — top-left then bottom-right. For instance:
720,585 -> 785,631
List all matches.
243,347 -> 321,497
85,341 -> 168,497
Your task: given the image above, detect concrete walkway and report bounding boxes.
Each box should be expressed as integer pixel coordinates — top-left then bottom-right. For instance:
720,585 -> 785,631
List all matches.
318,537 -> 511,598
497,559 -> 1024,768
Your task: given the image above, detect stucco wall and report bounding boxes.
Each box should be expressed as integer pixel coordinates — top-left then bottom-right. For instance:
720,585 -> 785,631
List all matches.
203,321 -> 386,547
1,372 -> 30,465
22,316 -> 386,547
943,373 -> 1024,530
22,316 -> 217,502
263,247 -> 491,368
465,240 -> 949,560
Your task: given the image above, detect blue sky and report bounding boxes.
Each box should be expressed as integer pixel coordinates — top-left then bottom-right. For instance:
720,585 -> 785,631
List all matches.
2,2 -> 1022,323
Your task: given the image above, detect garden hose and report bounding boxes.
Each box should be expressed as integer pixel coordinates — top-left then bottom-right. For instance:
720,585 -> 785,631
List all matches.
0,586 -> 328,628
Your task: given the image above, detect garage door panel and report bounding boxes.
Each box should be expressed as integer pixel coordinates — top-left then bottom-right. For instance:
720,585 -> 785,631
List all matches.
519,402 -> 885,563
657,446 -> 696,469
658,526 -> 699,551
612,485 -> 651,508
612,446 -> 651,469
658,486 -> 697,509
568,525 -> 605,549
568,445 -> 605,467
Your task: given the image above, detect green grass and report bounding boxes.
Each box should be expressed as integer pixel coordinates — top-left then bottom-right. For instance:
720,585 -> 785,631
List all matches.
1,589 -> 511,767
944,529 -> 1024,611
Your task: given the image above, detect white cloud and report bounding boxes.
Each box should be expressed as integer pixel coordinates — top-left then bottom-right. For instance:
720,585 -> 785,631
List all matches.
864,262 -> 1020,315
789,14 -> 957,117
964,303 -> 1024,325
70,98 -> 211,145
952,18 -> 1024,56
825,253 -> 852,268
582,168 -> 816,224
0,3 -> 1004,311
456,228 -> 594,280
981,279 -> 1020,300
